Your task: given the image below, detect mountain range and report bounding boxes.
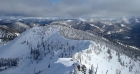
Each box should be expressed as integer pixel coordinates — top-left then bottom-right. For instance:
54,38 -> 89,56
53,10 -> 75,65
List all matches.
0,17 -> 140,74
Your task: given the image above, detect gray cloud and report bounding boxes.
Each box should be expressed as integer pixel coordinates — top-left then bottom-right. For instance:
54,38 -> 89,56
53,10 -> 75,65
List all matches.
0,0 -> 140,17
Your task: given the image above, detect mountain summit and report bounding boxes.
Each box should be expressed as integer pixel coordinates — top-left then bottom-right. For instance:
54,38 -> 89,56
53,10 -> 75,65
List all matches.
0,25 -> 140,74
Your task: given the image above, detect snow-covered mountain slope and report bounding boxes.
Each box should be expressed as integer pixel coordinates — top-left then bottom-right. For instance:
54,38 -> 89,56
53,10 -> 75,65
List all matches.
48,17 -> 140,48
27,22 -> 40,27
0,25 -> 19,39
0,25 -> 140,74
10,22 -> 30,32
0,21 -> 40,45
0,25 -> 20,45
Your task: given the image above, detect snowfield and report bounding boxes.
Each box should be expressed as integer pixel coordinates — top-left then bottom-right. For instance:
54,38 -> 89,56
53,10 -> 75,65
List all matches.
0,25 -> 140,74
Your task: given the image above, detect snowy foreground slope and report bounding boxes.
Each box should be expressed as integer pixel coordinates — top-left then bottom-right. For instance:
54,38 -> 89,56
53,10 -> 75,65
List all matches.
0,25 -> 140,74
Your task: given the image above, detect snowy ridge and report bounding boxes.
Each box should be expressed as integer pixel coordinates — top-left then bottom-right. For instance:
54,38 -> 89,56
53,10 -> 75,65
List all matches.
0,25 -> 19,45
10,22 -> 30,32
0,25 -> 19,39
0,25 -> 140,74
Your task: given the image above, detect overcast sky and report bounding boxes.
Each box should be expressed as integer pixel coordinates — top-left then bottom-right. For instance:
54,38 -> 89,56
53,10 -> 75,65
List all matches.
0,0 -> 140,18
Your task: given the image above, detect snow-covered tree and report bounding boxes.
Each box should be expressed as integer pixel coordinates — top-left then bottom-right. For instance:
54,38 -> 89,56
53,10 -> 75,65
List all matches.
73,66 -> 78,74
89,65 -> 94,74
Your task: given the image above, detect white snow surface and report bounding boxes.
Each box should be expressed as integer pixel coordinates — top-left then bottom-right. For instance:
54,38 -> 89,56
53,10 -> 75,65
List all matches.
135,19 -> 139,23
0,25 -> 139,74
122,18 -> 129,24
121,24 -> 126,27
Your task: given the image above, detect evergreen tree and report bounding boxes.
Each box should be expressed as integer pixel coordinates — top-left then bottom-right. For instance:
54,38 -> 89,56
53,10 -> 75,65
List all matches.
89,65 -> 94,74
74,66 -> 78,74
